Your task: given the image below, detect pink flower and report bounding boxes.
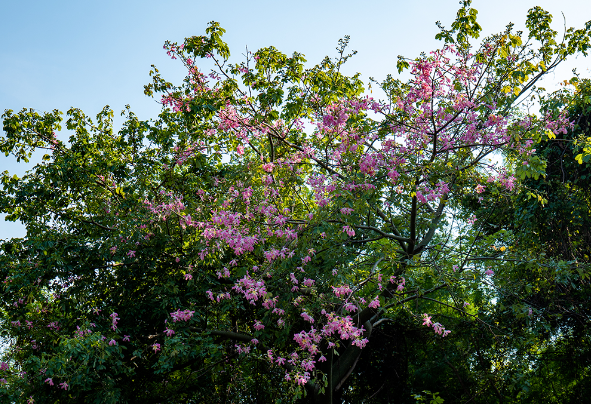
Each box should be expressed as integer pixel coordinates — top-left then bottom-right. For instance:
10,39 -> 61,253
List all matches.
164,328 -> 175,337
184,273 -> 193,281
301,312 -> 315,323
396,277 -> 406,292
340,207 -> 354,215
253,320 -> 265,331
0,362 -> 8,371
475,184 -> 486,194
368,297 -> 380,309
236,145 -> 245,155
415,191 -> 427,204
422,314 -> 432,327
289,273 -> 299,284
484,269 -> 494,276
127,250 -> 136,258
296,372 -> 310,385
45,378 -> 54,386
110,313 -> 120,331
261,162 -> 275,172
123,335 -> 130,342
108,339 -> 117,346
59,382 -> 68,390
152,343 -> 161,352
170,309 -> 195,322
342,225 -> 355,237
432,323 -> 444,335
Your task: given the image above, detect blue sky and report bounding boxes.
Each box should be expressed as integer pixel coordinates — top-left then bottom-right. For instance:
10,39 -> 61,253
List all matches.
1,0 -> 589,239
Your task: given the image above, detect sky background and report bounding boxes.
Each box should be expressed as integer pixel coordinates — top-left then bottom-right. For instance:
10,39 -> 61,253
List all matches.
1,0 -> 589,239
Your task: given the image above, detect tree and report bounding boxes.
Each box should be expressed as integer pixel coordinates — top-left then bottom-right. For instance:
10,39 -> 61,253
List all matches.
450,77 -> 591,404
1,3 -> 590,403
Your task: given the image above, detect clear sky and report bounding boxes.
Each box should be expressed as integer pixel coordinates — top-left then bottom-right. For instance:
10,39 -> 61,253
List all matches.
1,0 -> 589,239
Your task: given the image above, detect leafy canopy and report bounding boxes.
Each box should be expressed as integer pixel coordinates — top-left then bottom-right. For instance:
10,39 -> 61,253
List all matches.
1,3 -> 590,403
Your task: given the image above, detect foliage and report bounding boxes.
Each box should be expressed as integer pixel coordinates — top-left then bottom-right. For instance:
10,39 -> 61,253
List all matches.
454,77 -> 591,404
1,2 -> 590,403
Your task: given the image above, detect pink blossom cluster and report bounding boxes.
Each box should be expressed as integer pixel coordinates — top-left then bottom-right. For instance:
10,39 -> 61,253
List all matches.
293,328 -> 321,356
170,309 -> 195,322
233,274 -> 268,304
416,180 -> 450,204
321,313 -> 367,345
173,142 -> 205,166
544,111 -> 574,135
47,322 -> 60,331
74,326 -> 93,338
110,312 -> 120,331
486,170 -> 516,191
331,284 -> 353,298
161,95 -> 191,113
422,314 -> 451,337
235,343 -> 251,354
144,193 -> 186,222
390,276 -> 406,292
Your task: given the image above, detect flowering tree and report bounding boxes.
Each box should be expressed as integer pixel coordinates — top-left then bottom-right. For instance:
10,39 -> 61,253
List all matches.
1,2 -> 590,403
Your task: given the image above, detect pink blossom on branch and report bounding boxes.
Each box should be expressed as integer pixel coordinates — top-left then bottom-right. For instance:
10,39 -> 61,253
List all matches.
170,309 -> 195,322
368,297 -> 380,309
